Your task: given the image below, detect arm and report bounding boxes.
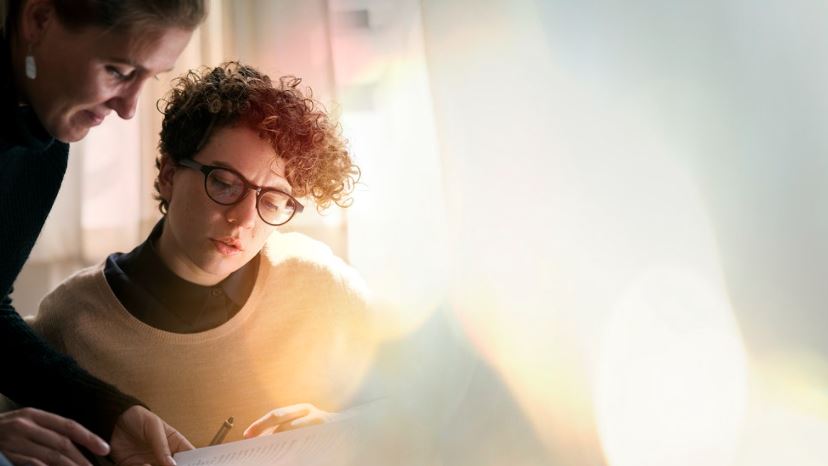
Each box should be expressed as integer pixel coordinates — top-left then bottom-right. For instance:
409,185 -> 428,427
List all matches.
2,293 -> 192,466
0,134 -> 190,464
241,252 -> 376,439
0,407 -> 110,466
0,292 -> 137,439
0,142 -> 135,442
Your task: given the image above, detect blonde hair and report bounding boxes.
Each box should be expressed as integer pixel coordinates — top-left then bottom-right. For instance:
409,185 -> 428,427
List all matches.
3,0 -> 206,36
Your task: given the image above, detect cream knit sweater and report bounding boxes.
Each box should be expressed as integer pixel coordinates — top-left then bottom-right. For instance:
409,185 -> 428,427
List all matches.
31,233 -> 376,447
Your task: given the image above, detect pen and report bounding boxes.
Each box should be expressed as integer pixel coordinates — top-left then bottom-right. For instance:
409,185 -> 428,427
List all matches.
209,417 -> 234,446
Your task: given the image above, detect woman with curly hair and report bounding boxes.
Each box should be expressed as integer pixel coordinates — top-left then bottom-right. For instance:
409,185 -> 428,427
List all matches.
27,62 -> 376,448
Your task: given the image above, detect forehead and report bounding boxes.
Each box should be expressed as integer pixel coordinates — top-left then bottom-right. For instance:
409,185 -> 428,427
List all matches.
81,25 -> 192,73
195,126 -> 291,190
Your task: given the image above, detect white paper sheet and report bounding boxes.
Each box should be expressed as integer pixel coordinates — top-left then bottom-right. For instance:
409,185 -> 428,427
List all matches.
173,416 -> 360,466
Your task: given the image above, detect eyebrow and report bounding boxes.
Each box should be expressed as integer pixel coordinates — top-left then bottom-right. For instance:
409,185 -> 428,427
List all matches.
107,58 -> 174,74
211,160 -> 293,193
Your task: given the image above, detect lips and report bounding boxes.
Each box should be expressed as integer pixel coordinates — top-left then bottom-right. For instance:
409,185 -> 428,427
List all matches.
81,110 -> 107,127
211,237 -> 243,256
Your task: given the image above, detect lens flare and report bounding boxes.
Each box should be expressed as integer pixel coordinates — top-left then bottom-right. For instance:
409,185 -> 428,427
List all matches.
595,267 -> 748,466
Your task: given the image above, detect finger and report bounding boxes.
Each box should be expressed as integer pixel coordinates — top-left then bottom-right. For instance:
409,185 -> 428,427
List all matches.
166,428 -> 195,453
111,453 -> 151,466
243,406 -> 310,438
141,414 -> 177,466
4,452 -> 48,466
274,416 -> 325,433
6,416 -> 92,466
23,408 -> 109,456
4,437 -> 82,466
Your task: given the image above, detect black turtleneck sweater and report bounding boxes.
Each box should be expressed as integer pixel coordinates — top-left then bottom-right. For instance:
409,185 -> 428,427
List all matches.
0,35 -> 141,439
105,220 -> 257,333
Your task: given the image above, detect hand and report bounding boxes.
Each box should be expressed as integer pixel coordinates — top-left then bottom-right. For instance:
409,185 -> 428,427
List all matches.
243,403 -> 334,438
0,407 -> 109,466
110,406 -> 193,466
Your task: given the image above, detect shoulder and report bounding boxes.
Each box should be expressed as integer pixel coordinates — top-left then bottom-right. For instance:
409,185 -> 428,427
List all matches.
261,231 -> 370,302
29,262 -> 108,348
35,262 -> 109,324
0,139 -> 68,179
262,231 -> 337,266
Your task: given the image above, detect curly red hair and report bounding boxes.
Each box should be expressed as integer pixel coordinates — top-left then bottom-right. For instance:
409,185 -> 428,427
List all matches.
155,61 -> 359,213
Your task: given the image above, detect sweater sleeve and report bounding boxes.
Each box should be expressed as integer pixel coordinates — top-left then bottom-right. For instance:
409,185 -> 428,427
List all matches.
0,137 -> 145,440
0,290 -> 142,440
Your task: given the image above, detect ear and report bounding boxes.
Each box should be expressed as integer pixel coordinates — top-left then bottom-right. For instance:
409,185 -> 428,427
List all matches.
19,0 -> 57,46
158,156 -> 177,202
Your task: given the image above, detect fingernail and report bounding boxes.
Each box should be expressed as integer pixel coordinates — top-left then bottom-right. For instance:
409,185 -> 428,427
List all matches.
166,455 -> 177,466
98,439 -> 111,454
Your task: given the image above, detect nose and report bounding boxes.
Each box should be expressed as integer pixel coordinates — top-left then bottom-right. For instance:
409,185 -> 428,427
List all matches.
225,190 -> 258,229
106,83 -> 141,119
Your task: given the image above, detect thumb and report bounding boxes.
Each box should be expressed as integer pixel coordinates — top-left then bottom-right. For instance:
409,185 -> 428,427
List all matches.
143,412 -> 177,466
167,428 -> 195,453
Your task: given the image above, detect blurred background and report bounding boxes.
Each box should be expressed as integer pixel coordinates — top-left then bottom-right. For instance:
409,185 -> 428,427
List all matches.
14,0 -> 828,464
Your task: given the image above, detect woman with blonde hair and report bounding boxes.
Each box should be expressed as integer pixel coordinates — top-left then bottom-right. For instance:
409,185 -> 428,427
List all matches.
0,1 -> 206,465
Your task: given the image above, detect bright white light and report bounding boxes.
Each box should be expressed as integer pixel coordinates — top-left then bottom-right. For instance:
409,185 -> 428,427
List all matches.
595,267 -> 748,466
735,352 -> 828,466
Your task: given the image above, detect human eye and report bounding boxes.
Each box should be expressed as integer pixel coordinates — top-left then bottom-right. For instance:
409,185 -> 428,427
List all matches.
260,193 -> 287,213
209,172 -> 236,190
105,65 -> 136,81
261,198 -> 280,212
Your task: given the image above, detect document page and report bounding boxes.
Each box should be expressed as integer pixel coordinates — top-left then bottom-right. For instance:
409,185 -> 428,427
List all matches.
174,417 -> 359,466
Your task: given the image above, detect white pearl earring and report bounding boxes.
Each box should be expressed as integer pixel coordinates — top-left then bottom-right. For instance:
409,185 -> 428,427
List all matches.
25,44 -> 37,80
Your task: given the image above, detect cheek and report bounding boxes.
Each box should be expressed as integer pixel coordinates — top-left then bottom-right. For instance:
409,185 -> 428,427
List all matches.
37,44 -> 99,106
60,66 -> 115,109
245,226 -> 274,257
78,73 -> 114,105
170,189 -> 213,233
55,80 -> 112,127
59,63 -> 105,100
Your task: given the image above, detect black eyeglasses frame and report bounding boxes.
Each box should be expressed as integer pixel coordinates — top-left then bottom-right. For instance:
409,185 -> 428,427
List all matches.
177,158 -> 304,226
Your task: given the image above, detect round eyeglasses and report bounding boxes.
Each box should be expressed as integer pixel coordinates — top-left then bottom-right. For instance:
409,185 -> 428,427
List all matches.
177,158 -> 304,226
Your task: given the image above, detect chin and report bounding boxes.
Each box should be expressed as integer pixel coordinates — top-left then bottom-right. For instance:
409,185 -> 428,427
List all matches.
202,258 -> 244,277
54,125 -> 90,143
220,260 -> 246,276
